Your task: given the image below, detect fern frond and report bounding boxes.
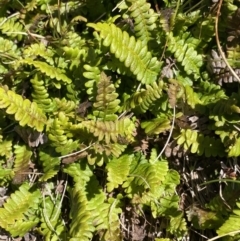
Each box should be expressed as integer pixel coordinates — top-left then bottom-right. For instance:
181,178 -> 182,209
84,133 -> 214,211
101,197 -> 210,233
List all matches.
39,195 -> 67,240
54,98 -> 76,115
176,129 -> 225,157
106,154 -> 133,192
39,151 -> 60,181
101,197 -> 122,241
23,43 -> 54,65
126,80 -> 164,113
48,113 -> 79,154
87,22 -> 161,84
93,72 -> 120,120
141,116 -> 171,135
0,183 -> 41,237
123,158 -> 169,197
184,85 -> 201,108
126,0 -> 158,45
13,145 -> 32,175
20,58 -> 71,87
167,32 -> 203,79
83,64 -> 101,99
0,16 -> 24,40
82,118 -> 136,144
0,37 -> 20,60
69,186 -> 95,240
0,86 -> 47,132
0,140 -> 12,158
30,74 -> 56,113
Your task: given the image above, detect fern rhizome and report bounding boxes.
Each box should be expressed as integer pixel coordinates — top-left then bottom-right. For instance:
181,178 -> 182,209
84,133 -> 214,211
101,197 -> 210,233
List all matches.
1,0 -> 240,240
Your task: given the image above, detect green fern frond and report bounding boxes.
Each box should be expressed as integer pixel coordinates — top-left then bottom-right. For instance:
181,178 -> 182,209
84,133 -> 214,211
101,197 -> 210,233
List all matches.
0,183 -> 41,237
83,64 -> 101,99
54,98 -> 76,115
126,0 -> 158,45
69,186 -> 95,240
0,16 -> 24,40
39,151 -> 60,181
0,140 -> 12,158
123,158 -> 169,197
199,81 -> 227,104
63,162 -> 93,185
87,22 -> 161,84
106,154 -> 133,192
20,58 -> 72,87
141,116 -> 171,135
93,72 -> 120,121
39,195 -> 67,240
23,43 -> 54,65
168,212 -> 187,238
126,80 -> 164,113
101,197 -> 122,241
82,118 -> 136,144
184,85 -> 201,108
176,129 -> 225,157
0,37 -> 20,60
13,145 -> 32,174
167,32 -> 203,79
0,86 -> 47,132
48,113 -> 79,154
31,74 -> 56,113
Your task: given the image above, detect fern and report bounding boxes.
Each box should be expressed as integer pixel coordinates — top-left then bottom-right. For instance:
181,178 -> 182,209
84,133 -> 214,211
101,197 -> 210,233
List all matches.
38,195 -> 67,240
81,118 -> 136,144
87,22 -> 161,84
0,86 -> 47,131
23,43 -> 54,65
126,80 -> 165,113
141,116 -> 171,135
167,32 -> 203,79
54,97 -> 76,116
106,154 -> 133,192
83,64 -> 101,99
0,139 -> 12,158
93,72 -> 120,121
125,0 -> 158,45
30,73 -> 56,113
38,150 -> 60,181
20,58 -> 72,88
0,183 -> 41,237
48,112 -> 79,154
69,186 -> 95,240
0,16 -> 24,40
176,129 -> 225,157
13,145 -> 32,181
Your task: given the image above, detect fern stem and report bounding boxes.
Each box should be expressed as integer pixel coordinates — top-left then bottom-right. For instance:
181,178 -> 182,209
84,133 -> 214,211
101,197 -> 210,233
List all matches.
155,106 -> 176,162
59,143 -> 94,160
0,12 -> 20,28
215,0 -> 240,82
52,180 -> 67,221
208,230 -> 240,241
